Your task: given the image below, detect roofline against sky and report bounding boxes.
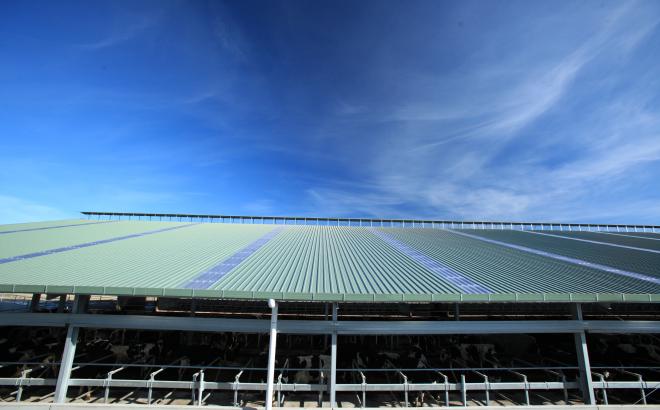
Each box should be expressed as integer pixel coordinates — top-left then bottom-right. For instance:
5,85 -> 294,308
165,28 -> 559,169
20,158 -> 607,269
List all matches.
80,211 -> 660,231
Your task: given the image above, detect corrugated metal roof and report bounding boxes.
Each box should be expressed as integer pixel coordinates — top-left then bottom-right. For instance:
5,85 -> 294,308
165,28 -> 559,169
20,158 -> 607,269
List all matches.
0,219 -> 659,302
382,228 -> 659,293
0,220 -> 174,258
467,230 -> 660,280
532,231 -> 660,252
614,232 -> 660,239
0,219 -> 108,233
213,226 -> 462,297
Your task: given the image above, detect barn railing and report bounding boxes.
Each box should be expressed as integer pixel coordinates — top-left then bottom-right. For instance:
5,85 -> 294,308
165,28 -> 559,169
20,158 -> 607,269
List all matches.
1,361 -> 659,406
81,211 -> 660,233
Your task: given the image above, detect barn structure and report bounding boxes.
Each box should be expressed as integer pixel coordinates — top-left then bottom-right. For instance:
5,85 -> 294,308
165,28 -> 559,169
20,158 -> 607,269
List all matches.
0,211 -> 659,408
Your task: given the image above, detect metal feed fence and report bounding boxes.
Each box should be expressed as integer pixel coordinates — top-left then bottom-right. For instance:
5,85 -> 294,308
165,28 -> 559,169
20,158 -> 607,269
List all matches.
1,361 -> 659,406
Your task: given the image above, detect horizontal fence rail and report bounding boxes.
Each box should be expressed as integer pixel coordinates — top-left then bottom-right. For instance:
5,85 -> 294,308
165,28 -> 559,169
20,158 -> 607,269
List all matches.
81,211 -> 660,233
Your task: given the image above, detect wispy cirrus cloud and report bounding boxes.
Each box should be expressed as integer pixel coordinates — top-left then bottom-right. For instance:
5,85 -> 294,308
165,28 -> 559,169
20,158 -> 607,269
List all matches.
304,2 -> 660,223
76,15 -> 157,50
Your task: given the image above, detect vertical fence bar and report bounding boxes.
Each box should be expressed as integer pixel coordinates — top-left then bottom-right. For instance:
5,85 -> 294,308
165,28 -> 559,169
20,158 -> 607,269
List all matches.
197,370 -> 204,406
265,299 -> 278,410
330,303 -> 338,408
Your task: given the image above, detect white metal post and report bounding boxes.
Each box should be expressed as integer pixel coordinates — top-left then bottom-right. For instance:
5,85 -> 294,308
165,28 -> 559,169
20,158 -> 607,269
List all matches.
330,303 -> 338,408
198,370 -> 204,406
265,299 -> 278,410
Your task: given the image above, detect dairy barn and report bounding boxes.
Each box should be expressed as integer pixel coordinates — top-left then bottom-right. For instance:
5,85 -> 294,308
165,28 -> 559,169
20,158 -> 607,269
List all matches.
1,211 -> 659,409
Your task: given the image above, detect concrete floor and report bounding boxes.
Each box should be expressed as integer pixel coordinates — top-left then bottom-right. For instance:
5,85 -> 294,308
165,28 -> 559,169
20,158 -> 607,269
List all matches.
2,403 -> 660,410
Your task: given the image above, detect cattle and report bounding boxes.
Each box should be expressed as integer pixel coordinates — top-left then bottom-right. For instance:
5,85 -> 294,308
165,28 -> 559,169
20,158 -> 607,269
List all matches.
297,355 -> 313,369
639,341 -> 660,362
377,351 -> 400,361
319,354 -> 331,371
292,355 -> 314,384
178,357 -> 191,380
106,344 -> 130,363
457,343 -> 498,367
10,326 -> 660,406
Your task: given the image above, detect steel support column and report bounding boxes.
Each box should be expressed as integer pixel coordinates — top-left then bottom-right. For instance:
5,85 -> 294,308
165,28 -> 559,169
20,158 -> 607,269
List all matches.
330,303 -> 338,408
53,295 -> 83,403
265,299 -> 278,410
573,303 -> 595,404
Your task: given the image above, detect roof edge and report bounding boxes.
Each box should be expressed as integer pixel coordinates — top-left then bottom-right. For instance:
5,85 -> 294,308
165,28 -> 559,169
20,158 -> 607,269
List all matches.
1,283 -> 659,303
80,211 -> 660,231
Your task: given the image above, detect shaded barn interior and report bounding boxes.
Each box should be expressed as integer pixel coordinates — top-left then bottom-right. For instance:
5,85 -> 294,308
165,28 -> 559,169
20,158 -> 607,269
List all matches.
1,296 -> 659,407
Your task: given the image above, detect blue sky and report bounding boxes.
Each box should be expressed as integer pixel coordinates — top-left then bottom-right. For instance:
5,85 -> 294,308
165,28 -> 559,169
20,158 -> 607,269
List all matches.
1,0 -> 660,224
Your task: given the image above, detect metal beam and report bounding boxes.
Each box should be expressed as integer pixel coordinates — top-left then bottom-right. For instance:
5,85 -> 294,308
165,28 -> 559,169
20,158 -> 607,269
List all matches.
334,320 -> 660,335
573,304 -> 596,404
53,295 -> 83,403
0,313 -> 658,335
330,303 -> 338,407
265,299 -> 278,410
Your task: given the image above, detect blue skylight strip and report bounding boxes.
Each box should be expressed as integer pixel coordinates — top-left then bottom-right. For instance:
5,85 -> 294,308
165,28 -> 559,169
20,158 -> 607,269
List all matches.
182,226 -> 286,289
0,220 -> 118,235
525,230 -> 660,254
0,223 -> 199,265
599,231 -> 660,242
369,228 -> 492,294
451,230 -> 660,285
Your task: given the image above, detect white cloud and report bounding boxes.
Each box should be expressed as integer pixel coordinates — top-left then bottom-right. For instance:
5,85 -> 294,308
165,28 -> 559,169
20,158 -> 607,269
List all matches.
76,16 -> 156,50
303,3 -> 660,224
307,188 -> 406,219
